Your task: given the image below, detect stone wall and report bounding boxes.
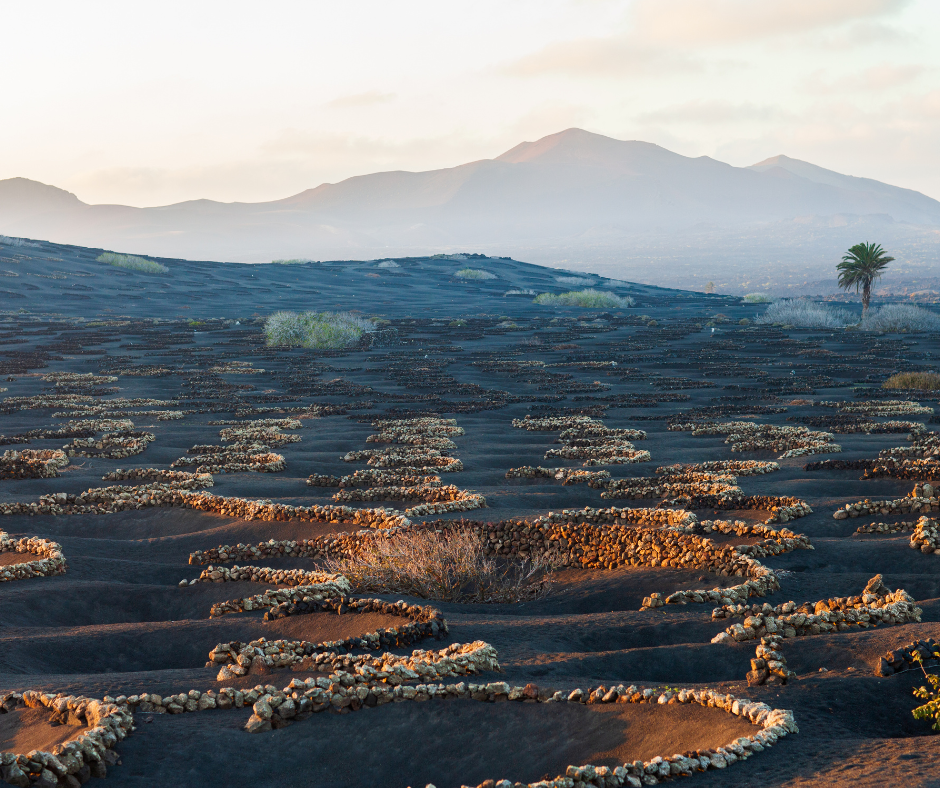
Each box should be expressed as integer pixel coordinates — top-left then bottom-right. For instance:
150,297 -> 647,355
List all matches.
0,532 -> 66,582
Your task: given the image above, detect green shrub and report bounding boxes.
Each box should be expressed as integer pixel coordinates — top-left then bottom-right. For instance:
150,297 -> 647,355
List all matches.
271,258 -> 315,265
455,268 -> 497,280
97,252 -> 168,274
263,310 -> 374,349
883,372 -> 940,391
743,293 -> 773,303
912,647 -> 940,731
534,289 -> 635,309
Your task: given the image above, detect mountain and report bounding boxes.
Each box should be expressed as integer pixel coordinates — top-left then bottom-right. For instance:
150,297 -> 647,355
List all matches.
2,129 -> 939,288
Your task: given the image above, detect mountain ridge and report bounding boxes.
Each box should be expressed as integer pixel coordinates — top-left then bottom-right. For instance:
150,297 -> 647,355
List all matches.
1,129 -> 938,271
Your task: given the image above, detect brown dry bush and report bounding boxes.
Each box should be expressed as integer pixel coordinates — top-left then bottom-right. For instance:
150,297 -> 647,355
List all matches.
324,527 -> 555,603
883,372 -> 940,391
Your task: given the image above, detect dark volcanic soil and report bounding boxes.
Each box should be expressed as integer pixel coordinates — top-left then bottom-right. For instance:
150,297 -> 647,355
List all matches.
1,241 -> 940,787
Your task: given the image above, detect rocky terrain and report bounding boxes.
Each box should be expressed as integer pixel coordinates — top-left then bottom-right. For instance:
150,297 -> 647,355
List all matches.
0,238 -> 938,788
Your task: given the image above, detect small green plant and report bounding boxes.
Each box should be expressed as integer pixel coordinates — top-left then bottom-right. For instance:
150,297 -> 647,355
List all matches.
912,647 -> 940,731
455,268 -> 497,280
271,258 -> 315,265
534,289 -> 635,309
263,310 -> 374,349
883,372 -> 940,391
97,252 -> 168,274
743,293 -> 773,303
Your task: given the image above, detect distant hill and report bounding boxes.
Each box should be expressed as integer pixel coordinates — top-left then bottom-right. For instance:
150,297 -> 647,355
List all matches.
2,129 -> 939,292
0,238 -> 713,319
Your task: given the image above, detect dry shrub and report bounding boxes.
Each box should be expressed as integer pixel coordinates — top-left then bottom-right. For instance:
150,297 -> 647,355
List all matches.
883,372 -> 940,391
862,304 -> 940,333
755,299 -> 851,328
324,527 -> 554,603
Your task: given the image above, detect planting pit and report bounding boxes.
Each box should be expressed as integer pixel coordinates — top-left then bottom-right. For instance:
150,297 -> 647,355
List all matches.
0,706 -> 89,754
111,697 -> 757,788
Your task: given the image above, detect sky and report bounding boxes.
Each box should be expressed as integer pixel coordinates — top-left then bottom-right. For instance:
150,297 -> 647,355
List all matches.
2,0 -> 939,206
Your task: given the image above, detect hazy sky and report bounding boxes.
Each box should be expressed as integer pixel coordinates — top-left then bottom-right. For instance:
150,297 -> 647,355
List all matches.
4,0 -> 939,206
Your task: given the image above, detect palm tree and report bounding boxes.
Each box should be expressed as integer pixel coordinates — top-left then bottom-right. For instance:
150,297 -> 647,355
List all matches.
837,242 -> 894,314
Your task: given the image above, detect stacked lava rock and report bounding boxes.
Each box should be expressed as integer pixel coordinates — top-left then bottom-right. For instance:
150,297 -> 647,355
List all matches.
711,575 -> 921,643
876,638 -> 940,676
0,449 -> 68,479
189,533 -> 391,567
342,447 -> 463,472
208,621 -> 472,679
806,456 -> 940,480
0,690 -> 132,784
0,531 -> 66,582
64,429 -> 155,459
180,491 -> 410,528
879,429 -> 940,461
747,635 -> 793,686
601,471 -> 739,501
674,519 -> 813,559
172,420 -> 296,473
504,466 -> 611,486
513,415 -> 650,465
102,468 -> 214,486
833,493 -> 939,520
307,470 -> 442,488
52,397 -> 184,421
333,484 -> 485,517
818,399 -> 932,417
331,417 -> 479,514
669,421 -> 840,459
911,516 -> 940,554
657,460 -> 780,476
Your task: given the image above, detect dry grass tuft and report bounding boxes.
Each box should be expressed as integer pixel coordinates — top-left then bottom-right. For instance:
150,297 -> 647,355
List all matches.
97,252 -> 168,274
324,527 -> 555,603
883,372 -> 940,391
455,268 -> 497,280
534,289 -> 635,309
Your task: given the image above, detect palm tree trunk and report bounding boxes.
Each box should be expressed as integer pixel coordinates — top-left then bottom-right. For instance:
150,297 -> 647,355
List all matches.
862,281 -> 871,314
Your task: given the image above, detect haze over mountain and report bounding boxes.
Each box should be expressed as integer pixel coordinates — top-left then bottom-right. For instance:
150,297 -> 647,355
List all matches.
3,129 -> 939,294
